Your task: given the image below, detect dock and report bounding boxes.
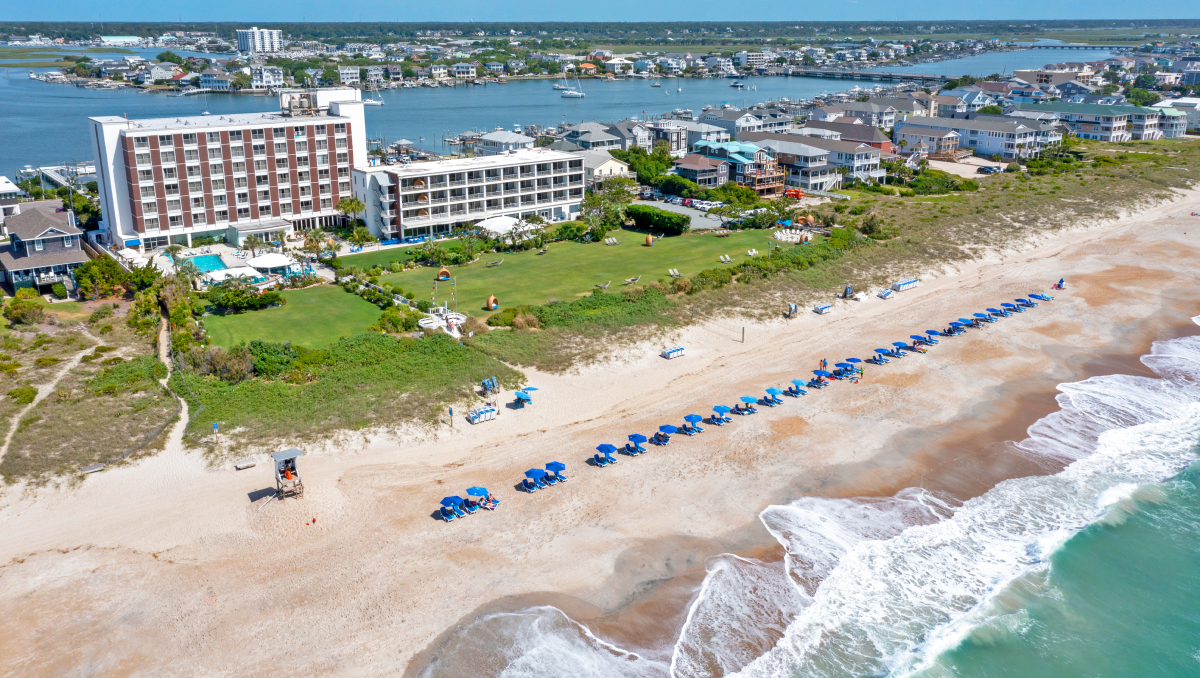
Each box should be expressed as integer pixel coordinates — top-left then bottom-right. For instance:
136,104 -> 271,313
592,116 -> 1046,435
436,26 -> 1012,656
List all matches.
785,69 -> 955,85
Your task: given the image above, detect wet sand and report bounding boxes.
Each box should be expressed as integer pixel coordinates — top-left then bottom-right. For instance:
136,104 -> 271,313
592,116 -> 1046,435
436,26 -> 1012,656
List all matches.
1,190 -> 1199,677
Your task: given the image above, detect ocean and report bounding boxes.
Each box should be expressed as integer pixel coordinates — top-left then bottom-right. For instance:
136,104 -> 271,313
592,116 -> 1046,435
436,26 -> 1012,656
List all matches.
417,322 -> 1200,677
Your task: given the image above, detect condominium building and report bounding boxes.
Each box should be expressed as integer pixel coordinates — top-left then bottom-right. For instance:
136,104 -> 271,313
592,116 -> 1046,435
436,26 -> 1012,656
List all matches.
747,138 -> 840,192
893,116 -> 1045,159
352,149 -> 584,241
743,132 -> 883,185
1010,102 -> 1158,141
89,88 -> 366,251
236,27 -> 283,54
692,141 -> 784,197
251,65 -> 285,90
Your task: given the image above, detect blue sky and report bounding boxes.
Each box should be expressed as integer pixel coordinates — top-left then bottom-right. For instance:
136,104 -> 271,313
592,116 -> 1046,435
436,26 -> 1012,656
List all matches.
3,0 -> 1195,22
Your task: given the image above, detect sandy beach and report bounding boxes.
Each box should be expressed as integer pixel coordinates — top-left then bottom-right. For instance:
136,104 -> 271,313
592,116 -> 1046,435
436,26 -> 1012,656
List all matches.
1,188 -> 1199,676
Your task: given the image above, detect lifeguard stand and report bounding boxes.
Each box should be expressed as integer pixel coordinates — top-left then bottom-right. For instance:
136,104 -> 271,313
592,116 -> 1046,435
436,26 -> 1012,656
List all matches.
272,448 -> 306,498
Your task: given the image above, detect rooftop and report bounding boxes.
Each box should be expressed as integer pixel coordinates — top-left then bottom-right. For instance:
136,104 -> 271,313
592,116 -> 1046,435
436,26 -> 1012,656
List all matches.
896,115 -> 1036,134
4,201 -> 82,240
91,109 -> 355,134
355,148 -> 580,176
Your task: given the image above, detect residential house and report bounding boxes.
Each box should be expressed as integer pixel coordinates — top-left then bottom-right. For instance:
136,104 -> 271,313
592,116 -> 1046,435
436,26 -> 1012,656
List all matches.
741,132 -> 883,185
485,62 -> 505,74
451,63 -> 476,78
645,120 -> 689,157
385,64 -> 407,81
577,62 -> 598,76
1008,81 -> 1055,104
692,141 -> 784,197
364,66 -> 386,85
672,154 -> 729,188
562,122 -> 621,150
605,120 -> 653,152
894,115 -> 1042,158
891,128 -> 961,157
579,150 -> 630,188
0,176 -> 21,229
867,97 -> 928,119
137,61 -> 178,84
478,131 -> 535,155
705,56 -> 735,74
800,121 -> 896,153
505,59 -> 526,73
755,110 -> 796,133
429,64 -> 449,80
940,89 -> 997,112
605,57 -> 633,74
808,105 -> 846,123
744,138 -> 839,192
699,109 -> 764,137
337,66 -> 361,85
0,200 -> 89,293
251,65 -> 284,89
835,101 -> 897,129
668,120 -> 732,148
1013,68 -> 1094,87
734,51 -> 770,69
1067,93 -> 1128,105
199,69 -> 233,91
934,95 -> 969,117
1011,102 -> 1151,141
1154,107 -> 1188,138
1055,80 -> 1099,98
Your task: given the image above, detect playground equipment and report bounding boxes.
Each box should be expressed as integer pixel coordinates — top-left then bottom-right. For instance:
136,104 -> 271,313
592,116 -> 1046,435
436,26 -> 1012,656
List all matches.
272,448 -> 306,499
436,267 -> 451,281
486,294 -> 498,310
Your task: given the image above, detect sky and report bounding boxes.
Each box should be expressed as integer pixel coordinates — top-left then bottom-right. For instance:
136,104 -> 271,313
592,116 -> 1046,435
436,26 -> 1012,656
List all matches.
2,1 -> 1196,23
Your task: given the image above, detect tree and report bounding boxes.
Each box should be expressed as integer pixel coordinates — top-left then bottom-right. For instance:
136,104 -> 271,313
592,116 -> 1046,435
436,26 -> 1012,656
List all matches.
579,192 -> 607,240
977,105 -> 1003,115
764,195 -> 799,225
243,234 -> 265,256
349,226 -> 377,246
157,51 -> 184,65
337,196 -> 365,225
164,244 -> 184,261
599,176 -> 635,226
175,260 -> 202,289
708,204 -> 741,228
1132,74 -> 1157,90
1125,88 -> 1161,107
231,72 -> 252,90
303,230 -> 331,258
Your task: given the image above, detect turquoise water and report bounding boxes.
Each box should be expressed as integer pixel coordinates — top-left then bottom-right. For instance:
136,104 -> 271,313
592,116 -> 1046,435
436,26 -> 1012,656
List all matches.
914,463 -> 1200,678
185,254 -> 227,273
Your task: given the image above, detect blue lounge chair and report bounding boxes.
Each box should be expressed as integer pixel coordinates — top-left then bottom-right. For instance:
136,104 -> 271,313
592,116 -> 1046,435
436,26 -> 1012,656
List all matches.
1001,302 -> 1022,314
462,500 -> 478,514
544,473 -> 559,485
1017,297 -> 1038,308
593,454 -> 609,467
761,396 -> 778,407
440,506 -> 456,522
452,503 -> 467,518
765,388 -> 785,404
534,477 -> 548,489
522,478 -> 538,492
785,379 -> 808,396
546,462 -> 567,482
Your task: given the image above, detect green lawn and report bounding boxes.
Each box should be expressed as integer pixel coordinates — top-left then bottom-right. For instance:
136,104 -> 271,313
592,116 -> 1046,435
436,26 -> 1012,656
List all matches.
346,229 -> 795,314
203,285 -> 382,349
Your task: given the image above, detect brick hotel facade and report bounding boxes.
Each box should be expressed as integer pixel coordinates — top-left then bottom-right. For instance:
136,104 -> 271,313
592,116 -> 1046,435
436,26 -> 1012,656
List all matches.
89,88 -> 366,251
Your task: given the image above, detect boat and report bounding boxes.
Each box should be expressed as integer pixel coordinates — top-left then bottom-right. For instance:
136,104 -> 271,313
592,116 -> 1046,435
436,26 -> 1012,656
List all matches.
730,81 -> 745,89
651,81 -> 661,88
552,74 -> 570,90
362,98 -> 384,106
560,74 -> 585,98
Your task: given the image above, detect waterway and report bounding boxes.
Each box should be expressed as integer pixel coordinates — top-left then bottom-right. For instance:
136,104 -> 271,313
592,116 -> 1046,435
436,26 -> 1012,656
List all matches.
2,44 -> 1117,176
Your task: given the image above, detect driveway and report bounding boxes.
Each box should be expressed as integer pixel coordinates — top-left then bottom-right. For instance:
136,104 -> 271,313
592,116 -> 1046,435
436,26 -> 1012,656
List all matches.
927,156 -> 1006,179
634,200 -> 727,230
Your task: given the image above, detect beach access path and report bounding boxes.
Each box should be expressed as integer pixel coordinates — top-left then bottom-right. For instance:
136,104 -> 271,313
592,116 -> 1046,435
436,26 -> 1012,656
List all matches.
1,188 -> 1199,676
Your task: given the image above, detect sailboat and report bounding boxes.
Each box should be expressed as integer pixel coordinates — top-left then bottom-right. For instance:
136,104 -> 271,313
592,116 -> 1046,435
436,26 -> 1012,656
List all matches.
651,80 -> 661,87
552,74 -> 570,91
560,74 -> 585,98
362,97 -> 384,106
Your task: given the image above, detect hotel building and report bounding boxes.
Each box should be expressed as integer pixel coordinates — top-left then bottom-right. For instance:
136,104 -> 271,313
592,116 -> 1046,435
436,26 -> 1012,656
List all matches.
352,150 -> 584,240
89,88 -> 366,251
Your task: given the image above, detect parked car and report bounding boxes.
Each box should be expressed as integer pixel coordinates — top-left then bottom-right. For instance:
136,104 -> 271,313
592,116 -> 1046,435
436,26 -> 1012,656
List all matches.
976,166 -> 1002,175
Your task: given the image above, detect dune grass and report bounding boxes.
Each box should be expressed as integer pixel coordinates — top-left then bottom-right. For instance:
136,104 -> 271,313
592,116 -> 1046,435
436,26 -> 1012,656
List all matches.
343,228 -> 791,314
203,285 -> 383,349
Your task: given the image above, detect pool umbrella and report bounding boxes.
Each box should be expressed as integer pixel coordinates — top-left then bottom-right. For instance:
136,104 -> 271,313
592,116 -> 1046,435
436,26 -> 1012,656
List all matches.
440,496 -> 464,507
628,433 -> 648,444
546,462 -> 566,473
813,370 -> 832,377
659,425 -> 678,434
892,342 -> 908,348
524,468 -> 547,479
845,358 -> 862,363
515,391 -> 532,400
684,414 -> 704,424
926,330 -> 943,336
740,396 -> 759,403
765,388 -> 784,396
713,405 -> 731,414
597,444 -> 618,455
465,487 -> 489,497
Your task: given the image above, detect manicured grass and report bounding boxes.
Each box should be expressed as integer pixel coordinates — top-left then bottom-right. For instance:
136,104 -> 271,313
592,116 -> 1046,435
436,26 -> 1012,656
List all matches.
203,285 -> 382,349
348,229 -> 795,314
36,300 -> 89,323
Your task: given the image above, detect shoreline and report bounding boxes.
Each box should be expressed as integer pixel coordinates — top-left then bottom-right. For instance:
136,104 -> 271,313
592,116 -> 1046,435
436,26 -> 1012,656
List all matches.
0,189 -> 1198,675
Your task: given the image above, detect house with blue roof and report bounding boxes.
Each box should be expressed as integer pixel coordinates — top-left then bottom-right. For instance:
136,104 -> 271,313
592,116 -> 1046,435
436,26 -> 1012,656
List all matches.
692,141 -> 784,197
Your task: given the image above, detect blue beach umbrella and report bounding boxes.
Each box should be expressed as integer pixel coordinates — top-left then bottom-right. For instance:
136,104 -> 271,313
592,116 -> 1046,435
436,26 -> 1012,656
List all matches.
523,387 -> 539,391
515,391 -> 532,400
465,487 -> 489,497
1001,302 -> 1016,309
910,335 -> 927,342
949,322 -> 964,327
659,425 -> 678,434
926,330 -> 942,336
986,308 -> 1004,315
765,387 -> 784,396
892,342 -> 908,348
546,461 -> 566,473
835,362 -> 853,369
958,318 -> 975,325
597,444 -> 618,455
740,396 -> 759,403
974,313 -> 990,319
813,370 -> 832,377
1017,298 -> 1030,304
440,496 -> 464,507
684,414 -> 704,424
628,433 -> 648,444
791,379 -> 807,386
874,348 -> 891,354
845,357 -> 862,364
713,405 -> 731,414
524,468 -> 548,479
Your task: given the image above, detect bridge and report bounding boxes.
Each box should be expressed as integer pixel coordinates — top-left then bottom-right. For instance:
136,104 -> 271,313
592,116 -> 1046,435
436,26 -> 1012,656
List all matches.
785,69 -> 955,84
1027,44 -> 1134,50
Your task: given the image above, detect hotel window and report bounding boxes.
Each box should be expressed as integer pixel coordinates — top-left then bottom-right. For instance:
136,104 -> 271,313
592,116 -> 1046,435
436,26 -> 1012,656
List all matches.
277,172 -> 289,184
168,215 -> 183,227
211,178 -> 226,191
251,129 -> 265,141
237,207 -> 250,219
315,139 -> 328,151
142,200 -> 158,213
160,150 -> 176,163
184,149 -> 199,162
232,162 -> 246,174
293,126 -> 307,137
280,203 -> 292,215
258,189 -> 271,202
229,130 -> 242,142
296,140 -> 309,153
182,133 -> 197,145
255,205 -> 271,218
237,192 -> 249,204
166,199 -> 182,212
187,167 -> 202,179
133,136 -> 150,149
299,186 -> 312,197
279,188 -> 292,199
252,143 -> 266,156
164,183 -> 180,196
335,123 -> 347,134
256,174 -> 270,186
209,162 -> 223,176
164,167 -> 179,180
317,168 -> 330,180
254,160 -> 268,172
144,217 -> 159,229
314,125 -> 327,137
300,200 -> 313,212
213,194 -> 227,206
192,212 -> 207,225
274,158 -> 289,169
272,127 -> 285,137
207,147 -> 222,160
191,196 -> 205,208
135,153 -> 152,166
317,154 -> 329,166
319,184 -> 331,195
274,142 -> 288,155
158,135 -> 175,146
319,198 -> 332,210
233,177 -> 248,189
206,132 -> 221,144
336,153 -> 349,165
214,209 -> 228,222
140,185 -> 156,198
339,181 -> 351,193
335,138 -> 348,149
298,171 -> 310,183
138,169 -> 154,182
230,146 -> 245,158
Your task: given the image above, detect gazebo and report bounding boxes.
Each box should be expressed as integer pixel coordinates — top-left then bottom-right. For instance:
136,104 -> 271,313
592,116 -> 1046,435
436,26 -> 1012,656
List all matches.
246,253 -> 297,276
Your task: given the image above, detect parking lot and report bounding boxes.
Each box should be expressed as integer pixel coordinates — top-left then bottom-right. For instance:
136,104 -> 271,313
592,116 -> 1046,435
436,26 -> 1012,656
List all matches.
927,156 -> 1007,178
634,199 -> 727,229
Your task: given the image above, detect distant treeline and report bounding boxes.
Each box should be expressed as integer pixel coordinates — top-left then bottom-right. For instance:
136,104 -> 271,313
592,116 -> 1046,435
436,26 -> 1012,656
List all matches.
3,20 -> 1199,44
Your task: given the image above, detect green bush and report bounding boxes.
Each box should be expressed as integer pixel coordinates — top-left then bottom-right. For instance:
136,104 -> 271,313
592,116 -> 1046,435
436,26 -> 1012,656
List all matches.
898,188 -> 916,197
626,205 -> 690,236
50,283 -> 68,299
206,285 -> 286,313
13,288 -> 38,300
487,305 -> 533,327
34,357 -> 61,368
247,340 -> 299,379
87,354 -> 166,394
7,386 -> 37,404
88,304 -> 115,324
3,299 -> 45,326
1005,162 -> 1021,173
377,307 -> 421,333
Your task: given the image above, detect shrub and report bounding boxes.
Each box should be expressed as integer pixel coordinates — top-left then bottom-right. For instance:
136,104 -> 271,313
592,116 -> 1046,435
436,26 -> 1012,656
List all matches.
377,307 -> 421,333
3,299 -> 45,325
34,357 -> 61,368
87,355 -> 167,395
7,386 -> 37,405
50,283 -> 68,300
416,299 -> 432,312
247,340 -> 299,379
671,277 -> 693,294
693,267 -> 735,290
88,304 -> 115,324
898,188 -> 916,197
626,205 -> 691,236
206,285 -> 286,313
1006,162 -> 1021,173
14,288 -> 38,300
179,346 -> 255,384
511,313 -> 540,330
488,305 -> 533,327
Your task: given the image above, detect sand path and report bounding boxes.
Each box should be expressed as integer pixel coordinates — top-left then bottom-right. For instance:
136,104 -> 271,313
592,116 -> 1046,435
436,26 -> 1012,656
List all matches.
1,190 -> 1198,676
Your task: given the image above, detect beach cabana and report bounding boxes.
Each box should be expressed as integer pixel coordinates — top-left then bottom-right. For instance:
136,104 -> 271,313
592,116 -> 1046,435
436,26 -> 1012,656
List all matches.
247,252 -> 298,277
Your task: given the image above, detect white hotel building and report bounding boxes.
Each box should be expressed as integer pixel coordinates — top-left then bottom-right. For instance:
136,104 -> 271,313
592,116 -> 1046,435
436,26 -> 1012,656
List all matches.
89,89 -> 366,250
352,150 -> 584,240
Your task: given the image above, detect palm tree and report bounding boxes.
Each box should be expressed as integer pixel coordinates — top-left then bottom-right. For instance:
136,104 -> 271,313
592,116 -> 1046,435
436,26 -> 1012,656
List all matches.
176,260 -> 202,289
243,234 -> 265,257
337,196 -> 366,227
164,243 -> 184,261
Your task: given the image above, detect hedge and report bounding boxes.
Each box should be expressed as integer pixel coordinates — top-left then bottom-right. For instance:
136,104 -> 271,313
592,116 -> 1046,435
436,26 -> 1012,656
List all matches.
626,205 -> 690,236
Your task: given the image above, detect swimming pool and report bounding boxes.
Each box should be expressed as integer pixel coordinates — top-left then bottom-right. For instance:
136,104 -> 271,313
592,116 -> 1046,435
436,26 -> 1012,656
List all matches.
187,254 -> 228,273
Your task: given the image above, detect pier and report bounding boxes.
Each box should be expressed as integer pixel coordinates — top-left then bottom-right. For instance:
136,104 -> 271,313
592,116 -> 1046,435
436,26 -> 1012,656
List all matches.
785,69 -> 955,85
1028,44 -> 1133,50
16,163 -> 95,188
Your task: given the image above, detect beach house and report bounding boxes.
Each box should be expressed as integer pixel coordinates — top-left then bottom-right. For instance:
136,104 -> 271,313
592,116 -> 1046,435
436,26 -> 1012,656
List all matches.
692,141 -> 784,197
478,131 -> 535,155
672,154 -> 730,188
741,132 -> 883,185
892,116 -> 1042,159
747,138 -> 840,192
579,151 -> 630,188
0,200 -> 90,294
